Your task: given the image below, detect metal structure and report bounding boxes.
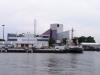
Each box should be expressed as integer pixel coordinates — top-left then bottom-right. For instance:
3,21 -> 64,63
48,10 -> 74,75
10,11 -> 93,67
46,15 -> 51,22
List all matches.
71,28 -> 74,40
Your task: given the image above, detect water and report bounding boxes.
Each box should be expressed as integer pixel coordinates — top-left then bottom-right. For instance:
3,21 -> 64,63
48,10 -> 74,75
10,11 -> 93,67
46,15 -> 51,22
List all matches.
0,52 -> 100,75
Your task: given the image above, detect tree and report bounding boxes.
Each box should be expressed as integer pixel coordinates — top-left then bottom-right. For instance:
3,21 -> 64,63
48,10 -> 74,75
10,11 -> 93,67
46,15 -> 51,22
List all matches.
86,36 -> 95,43
78,36 -> 86,44
78,36 -> 95,44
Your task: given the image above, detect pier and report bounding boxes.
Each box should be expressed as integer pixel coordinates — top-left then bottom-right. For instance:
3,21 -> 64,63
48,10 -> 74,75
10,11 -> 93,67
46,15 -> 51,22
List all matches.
0,48 -> 84,53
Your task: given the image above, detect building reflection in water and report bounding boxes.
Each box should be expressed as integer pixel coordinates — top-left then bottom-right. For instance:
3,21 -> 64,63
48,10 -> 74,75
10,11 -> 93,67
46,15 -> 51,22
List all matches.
46,54 -> 95,75
47,55 -> 67,75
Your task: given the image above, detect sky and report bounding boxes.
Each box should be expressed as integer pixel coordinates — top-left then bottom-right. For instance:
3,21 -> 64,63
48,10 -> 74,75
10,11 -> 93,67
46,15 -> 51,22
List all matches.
0,0 -> 100,42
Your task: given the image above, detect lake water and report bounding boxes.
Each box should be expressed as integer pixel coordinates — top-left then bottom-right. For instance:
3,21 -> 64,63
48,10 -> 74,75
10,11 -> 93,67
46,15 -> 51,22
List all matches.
0,52 -> 100,75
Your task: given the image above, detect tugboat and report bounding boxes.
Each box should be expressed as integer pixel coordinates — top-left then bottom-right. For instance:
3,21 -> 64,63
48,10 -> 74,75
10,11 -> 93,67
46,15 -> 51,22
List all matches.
67,45 -> 83,53
65,28 -> 84,53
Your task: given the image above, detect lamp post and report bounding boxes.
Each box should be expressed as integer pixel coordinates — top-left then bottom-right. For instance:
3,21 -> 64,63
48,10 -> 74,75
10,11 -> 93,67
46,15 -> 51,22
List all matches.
2,25 -> 5,41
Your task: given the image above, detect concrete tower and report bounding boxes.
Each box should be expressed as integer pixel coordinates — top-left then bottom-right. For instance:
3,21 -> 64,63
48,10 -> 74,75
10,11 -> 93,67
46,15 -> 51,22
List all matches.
50,24 -> 63,33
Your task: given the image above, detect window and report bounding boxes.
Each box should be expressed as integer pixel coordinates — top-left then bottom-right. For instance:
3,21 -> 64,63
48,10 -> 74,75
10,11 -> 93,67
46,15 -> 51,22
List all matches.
21,44 -> 24,48
57,24 -> 59,27
25,44 -> 28,47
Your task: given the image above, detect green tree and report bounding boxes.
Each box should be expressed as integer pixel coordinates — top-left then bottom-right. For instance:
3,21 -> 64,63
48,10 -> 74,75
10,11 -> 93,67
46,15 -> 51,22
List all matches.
78,36 -> 86,44
86,36 -> 95,43
78,36 -> 95,44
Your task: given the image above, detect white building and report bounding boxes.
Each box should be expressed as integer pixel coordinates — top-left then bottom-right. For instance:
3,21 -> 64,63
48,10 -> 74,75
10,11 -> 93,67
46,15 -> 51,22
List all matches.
41,23 -> 71,44
7,33 -> 49,48
81,43 -> 100,49
7,23 -> 71,48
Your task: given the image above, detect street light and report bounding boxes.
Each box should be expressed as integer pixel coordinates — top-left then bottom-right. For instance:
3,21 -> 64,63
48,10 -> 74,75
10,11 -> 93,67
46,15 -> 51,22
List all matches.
2,25 -> 5,41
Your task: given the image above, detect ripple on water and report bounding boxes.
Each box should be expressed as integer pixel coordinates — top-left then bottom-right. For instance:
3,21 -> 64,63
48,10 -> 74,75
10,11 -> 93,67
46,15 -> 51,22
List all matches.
0,52 -> 99,75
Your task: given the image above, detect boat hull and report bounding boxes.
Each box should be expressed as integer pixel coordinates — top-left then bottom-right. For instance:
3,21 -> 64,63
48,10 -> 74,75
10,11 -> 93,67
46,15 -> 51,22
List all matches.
68,48 -> 83,53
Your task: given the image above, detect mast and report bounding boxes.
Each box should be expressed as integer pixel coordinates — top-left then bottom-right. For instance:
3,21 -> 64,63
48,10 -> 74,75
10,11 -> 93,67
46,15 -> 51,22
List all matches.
71,28 -> 74,40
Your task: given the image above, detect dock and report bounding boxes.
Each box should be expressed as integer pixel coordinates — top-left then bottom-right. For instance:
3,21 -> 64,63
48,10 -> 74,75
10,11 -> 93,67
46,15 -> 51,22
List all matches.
0,48 -> 84,53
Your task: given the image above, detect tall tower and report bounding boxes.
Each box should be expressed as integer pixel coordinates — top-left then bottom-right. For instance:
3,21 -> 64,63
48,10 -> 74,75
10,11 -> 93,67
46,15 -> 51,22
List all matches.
34,19 -> 36,37
50,23 -> 63,33
50,23 -> 63,40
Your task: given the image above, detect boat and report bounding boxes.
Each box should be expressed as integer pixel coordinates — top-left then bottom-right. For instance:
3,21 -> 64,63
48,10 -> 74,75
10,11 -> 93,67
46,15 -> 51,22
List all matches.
67,45 -> 84,53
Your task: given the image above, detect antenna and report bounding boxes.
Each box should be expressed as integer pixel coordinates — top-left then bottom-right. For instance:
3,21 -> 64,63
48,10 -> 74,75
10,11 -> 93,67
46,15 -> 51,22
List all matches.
71,28 -> 74,40
34,19 -> 36,37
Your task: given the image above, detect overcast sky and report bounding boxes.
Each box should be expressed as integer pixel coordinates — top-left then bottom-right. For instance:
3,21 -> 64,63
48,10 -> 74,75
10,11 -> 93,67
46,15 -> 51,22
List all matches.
0,0 -> 100,42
